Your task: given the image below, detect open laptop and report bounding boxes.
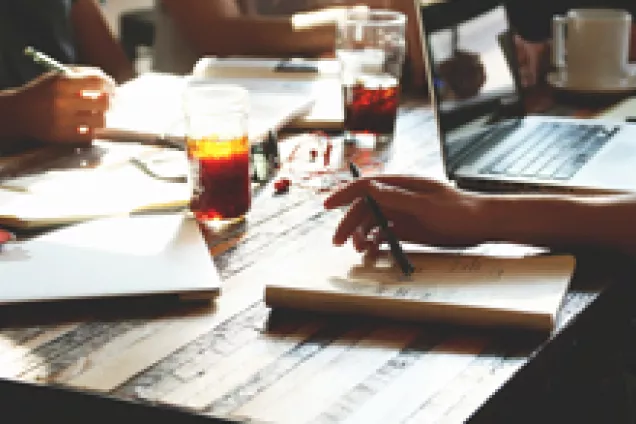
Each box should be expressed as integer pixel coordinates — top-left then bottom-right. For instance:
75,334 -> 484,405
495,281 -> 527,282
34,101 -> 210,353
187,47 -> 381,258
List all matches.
419,0 -> 636,194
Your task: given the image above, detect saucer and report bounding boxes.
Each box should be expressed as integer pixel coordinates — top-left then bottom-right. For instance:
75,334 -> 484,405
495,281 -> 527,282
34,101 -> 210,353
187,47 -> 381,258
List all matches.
546,66 -> 636,94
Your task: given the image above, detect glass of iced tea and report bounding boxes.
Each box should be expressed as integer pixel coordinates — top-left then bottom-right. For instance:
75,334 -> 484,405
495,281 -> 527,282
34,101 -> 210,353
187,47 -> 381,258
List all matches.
183,82 -> 251,223
336,9 -> 406,145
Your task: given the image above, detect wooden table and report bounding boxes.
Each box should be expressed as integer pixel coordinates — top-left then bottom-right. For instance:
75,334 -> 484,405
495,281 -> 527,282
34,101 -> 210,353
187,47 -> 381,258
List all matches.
2,94 -> 636,424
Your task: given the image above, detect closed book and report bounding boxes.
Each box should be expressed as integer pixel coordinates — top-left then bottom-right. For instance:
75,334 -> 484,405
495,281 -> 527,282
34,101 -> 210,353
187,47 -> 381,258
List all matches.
265,248 -> 575,332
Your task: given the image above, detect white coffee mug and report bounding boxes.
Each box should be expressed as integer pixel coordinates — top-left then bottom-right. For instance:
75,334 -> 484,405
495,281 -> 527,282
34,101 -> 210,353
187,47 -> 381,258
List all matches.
552,8 -> 632,87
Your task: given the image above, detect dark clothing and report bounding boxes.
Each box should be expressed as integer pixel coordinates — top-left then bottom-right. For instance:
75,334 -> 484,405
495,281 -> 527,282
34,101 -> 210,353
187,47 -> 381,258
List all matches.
505,0 -> 636,42
0,0 -> 77,90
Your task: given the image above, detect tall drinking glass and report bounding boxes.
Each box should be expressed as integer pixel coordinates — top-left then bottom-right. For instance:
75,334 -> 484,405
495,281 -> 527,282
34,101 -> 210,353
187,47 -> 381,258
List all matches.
336,9 -> 407,145
183,82 -> 251,223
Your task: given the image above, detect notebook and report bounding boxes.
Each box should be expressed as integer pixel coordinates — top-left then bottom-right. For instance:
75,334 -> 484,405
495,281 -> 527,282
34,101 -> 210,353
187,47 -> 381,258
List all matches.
99,72 -> 317,145
265,246 -> 575,332
419,0 -> 636,194
0,213 -> 220,304
0,145 -> 190,229
191,57 -> 344,130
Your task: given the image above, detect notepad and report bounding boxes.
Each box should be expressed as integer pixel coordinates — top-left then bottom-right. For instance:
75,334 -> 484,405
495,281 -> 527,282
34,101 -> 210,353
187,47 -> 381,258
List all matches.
192,57 -> 343,130
0,147 -> 190,229
265,247 -> 575,332
101,72 -> 317,144
0,213 -> 220,304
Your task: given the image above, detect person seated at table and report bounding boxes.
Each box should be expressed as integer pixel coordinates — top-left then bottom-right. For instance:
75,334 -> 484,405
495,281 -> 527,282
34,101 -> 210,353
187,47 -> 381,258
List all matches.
504,1 -> 636,87
153,0 -> 423,75
0,0 -> 134,149
325,176 -> 636,257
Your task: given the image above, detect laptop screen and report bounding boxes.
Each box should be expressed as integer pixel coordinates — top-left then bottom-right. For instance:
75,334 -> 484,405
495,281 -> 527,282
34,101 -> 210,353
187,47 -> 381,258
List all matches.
420,1 -> 526,174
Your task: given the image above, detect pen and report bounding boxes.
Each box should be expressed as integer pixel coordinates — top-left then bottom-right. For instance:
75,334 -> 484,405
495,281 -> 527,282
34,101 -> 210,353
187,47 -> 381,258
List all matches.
24,46 -> 73,75
348,162 -> 415,277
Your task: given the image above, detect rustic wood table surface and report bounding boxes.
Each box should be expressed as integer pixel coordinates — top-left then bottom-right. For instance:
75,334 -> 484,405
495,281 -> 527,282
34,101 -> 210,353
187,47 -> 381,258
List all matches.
1,91 -> 636,424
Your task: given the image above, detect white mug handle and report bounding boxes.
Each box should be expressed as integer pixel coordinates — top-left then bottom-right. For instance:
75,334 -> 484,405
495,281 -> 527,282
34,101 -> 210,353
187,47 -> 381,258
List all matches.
552,15 -> 567,70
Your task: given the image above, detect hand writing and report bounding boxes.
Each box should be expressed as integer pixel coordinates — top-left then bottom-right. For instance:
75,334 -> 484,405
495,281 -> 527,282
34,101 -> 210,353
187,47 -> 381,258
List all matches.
324,176 -> 492,255
13,67 -> 113,144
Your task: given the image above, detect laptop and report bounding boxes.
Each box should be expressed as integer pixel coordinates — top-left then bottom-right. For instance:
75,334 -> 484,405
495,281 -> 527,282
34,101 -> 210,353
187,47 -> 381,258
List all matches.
419,0 -> 636,194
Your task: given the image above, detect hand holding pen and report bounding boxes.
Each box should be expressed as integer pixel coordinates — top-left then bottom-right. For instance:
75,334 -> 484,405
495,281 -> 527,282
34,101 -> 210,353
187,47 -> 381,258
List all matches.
330,163 -> 415,277
15,46 -> 114,144
325,174 -> 489,267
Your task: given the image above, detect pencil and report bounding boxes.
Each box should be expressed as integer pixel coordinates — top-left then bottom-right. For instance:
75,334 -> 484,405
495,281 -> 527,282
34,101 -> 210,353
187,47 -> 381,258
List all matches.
348,162 -> 415,277
24,46 -> 73,75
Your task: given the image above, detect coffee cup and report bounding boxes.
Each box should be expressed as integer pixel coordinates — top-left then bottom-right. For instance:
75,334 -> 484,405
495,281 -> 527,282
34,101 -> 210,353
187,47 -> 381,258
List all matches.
552,8 -> 632,87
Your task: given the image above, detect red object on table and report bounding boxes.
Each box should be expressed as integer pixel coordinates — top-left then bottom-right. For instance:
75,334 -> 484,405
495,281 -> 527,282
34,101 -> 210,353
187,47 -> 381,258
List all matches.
0,229 -> 15,245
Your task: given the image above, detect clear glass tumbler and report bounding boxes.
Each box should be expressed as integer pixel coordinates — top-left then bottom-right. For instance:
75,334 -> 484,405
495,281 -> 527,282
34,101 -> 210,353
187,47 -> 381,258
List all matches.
336,9 -> 407,145
183,82 -> 251,222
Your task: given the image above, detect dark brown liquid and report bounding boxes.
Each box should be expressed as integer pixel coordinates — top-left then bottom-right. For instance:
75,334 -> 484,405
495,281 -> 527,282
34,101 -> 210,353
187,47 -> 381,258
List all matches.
187,135 -> 251,221
343,77 -> 399,135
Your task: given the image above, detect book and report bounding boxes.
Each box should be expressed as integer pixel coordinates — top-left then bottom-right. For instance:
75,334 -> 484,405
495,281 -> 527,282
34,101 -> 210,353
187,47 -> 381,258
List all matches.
0,213 -> 220,305
265,247 -> 576,332
192,57 -> 343,130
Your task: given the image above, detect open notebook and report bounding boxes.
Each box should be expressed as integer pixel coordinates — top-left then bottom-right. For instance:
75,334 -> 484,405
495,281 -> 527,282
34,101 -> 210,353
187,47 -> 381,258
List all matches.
0,213 -> 220,304
0,144 -> 190,229
265,247 -> 576,332
100,72 -> 317,144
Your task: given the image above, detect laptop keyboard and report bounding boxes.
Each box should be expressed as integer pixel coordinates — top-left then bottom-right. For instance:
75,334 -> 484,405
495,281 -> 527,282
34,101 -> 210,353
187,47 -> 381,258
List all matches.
478,122 -> 618,180
446,119 -> 521,172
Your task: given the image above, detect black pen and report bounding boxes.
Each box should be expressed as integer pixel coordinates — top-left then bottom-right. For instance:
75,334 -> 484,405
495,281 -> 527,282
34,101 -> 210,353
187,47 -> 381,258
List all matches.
348,162 -> 415,277
24,46 -> 73,75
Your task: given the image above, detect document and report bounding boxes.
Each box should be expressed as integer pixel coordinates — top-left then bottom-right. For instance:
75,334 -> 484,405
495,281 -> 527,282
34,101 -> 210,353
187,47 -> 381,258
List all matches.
0,145 -> 189,229
101,72 -> 317,144
265,247 -> 576,332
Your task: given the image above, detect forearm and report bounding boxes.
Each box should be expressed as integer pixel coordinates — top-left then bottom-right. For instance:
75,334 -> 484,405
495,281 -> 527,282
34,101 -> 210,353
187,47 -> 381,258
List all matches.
163,0 -> 335,57
71,0 -> 134,83
484,193 -> 636,254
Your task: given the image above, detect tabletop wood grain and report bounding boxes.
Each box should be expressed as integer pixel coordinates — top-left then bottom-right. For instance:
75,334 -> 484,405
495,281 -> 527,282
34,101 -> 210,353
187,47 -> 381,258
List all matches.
0,95 -> 632,424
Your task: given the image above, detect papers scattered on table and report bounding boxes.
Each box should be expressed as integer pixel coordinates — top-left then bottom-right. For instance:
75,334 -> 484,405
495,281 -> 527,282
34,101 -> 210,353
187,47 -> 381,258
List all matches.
0,143 -> 189,229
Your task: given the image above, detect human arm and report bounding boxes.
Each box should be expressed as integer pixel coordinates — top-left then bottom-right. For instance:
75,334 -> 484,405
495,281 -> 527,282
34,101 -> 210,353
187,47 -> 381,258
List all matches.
324,176 -> 636,256
0,70 -> 110,147
161,0 -> 336,57
70,0 -> 134,83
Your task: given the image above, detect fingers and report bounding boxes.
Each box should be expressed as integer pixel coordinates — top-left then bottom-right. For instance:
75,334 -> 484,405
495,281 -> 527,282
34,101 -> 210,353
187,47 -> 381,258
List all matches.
352,213 -> 376,252
332,180 -> 425,247
333,198 -> 369,246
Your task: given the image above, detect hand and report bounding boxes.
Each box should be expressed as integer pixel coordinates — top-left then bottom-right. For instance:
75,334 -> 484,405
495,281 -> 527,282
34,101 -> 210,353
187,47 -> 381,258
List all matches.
13,67 -> 112,144
513,34 -> 549,88
324,176 -> 492,254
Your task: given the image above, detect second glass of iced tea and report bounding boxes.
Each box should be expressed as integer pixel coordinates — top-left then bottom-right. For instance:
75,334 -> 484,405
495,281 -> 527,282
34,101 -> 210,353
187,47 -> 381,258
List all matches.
183,82 -> 251,223
336,9 -> 407,145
